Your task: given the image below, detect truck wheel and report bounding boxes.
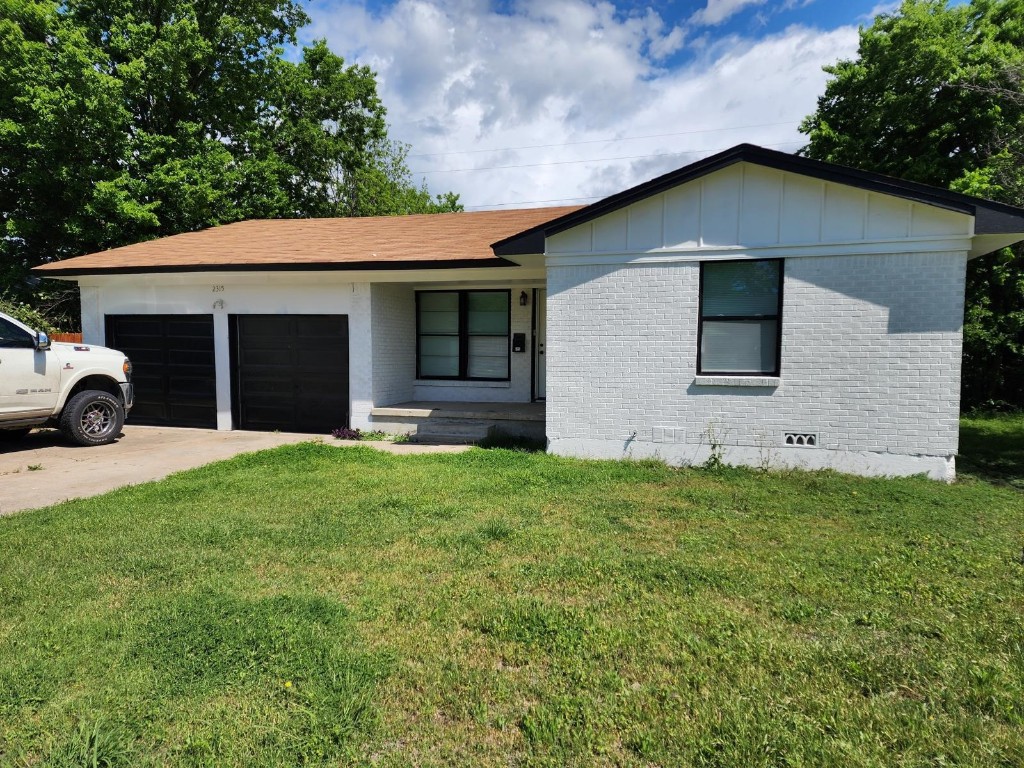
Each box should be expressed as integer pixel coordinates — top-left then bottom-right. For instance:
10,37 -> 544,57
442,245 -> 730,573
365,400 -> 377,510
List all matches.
0,428 -> 31,441
60,390 -> 125,446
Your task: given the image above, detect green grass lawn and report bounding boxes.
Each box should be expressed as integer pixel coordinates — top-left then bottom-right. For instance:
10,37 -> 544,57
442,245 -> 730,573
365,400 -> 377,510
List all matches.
1,419 -> 1023,767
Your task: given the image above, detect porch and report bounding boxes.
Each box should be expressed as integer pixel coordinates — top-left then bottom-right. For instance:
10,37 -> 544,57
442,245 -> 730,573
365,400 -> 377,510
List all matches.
368,400 -> 546,444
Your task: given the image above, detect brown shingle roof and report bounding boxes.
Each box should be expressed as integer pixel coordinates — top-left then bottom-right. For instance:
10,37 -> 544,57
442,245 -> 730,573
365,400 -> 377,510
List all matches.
34,207 -> 582,275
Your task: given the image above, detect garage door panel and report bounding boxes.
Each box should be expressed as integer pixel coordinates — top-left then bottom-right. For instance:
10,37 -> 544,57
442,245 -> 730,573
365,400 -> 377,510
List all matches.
232,314 -> 349,434
298,380 -> 345,396
169,403 -> 219,424
167,377 -> 216,395
295,315 -> 343,333
167,354 -> 214,369
239,333 -> 289,348
167,319 -> 213,336
122,349 -> 165,365
239,379 -> 292,397
239,316 -> 281,335
129,403 -> 167,421
241,349 -> 294,367
117,319 -> 164,335
235,405 -> 287,431
298,348 -> 346,367
106,314 -> 217,428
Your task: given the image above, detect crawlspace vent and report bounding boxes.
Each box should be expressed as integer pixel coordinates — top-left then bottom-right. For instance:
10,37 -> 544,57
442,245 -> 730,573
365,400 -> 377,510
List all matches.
784,432 -> 817,447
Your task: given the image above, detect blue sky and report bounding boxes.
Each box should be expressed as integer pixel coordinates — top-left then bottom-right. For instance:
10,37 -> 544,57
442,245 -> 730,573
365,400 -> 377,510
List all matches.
302,0 -> 906,208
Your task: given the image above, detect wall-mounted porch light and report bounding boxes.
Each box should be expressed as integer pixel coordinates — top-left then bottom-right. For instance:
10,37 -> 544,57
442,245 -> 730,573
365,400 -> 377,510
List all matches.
519,290 -> 529,306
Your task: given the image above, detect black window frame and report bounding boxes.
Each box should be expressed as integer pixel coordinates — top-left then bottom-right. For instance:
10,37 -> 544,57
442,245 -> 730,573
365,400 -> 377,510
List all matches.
697,258 -> 784,377
416,289 -> 512,382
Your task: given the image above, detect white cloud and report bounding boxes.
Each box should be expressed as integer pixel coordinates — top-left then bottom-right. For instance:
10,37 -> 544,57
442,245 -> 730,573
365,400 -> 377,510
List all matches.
861,2 -> 901,21
306,1 -> 859,209
690,0 -> 766,27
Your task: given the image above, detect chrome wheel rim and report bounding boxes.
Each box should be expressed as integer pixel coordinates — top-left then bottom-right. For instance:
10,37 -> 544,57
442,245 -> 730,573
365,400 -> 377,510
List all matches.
81,401 -> 117,438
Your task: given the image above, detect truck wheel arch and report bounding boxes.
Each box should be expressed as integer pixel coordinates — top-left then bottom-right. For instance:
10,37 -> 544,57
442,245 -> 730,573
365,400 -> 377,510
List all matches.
59,375 -> 125,409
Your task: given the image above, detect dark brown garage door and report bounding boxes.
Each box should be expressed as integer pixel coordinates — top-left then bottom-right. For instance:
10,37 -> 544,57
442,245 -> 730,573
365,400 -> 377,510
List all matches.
105,314 -> 217,428
230,314 -> 349,434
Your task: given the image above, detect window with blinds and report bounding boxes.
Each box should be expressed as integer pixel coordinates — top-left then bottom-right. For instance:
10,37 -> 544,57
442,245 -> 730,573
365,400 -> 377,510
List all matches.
698,259 -> 783,375
417,290 -> 511,381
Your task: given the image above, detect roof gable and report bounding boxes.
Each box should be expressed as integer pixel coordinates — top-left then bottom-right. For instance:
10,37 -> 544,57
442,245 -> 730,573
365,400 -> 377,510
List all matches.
545,161 -> 973,257
494,144 -> 1024,257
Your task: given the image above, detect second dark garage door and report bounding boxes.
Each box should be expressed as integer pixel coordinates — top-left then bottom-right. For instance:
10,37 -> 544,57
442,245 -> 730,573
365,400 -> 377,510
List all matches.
231,314 -> 349,434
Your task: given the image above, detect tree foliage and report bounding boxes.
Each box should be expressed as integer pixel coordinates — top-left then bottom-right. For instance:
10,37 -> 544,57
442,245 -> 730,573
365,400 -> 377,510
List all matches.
0,0 -> 460,318
800,0 -> 1024,410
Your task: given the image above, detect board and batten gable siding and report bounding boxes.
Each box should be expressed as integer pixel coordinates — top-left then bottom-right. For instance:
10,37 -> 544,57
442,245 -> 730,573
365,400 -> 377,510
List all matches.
547,163 -> 971,256
544,162 -> 973,480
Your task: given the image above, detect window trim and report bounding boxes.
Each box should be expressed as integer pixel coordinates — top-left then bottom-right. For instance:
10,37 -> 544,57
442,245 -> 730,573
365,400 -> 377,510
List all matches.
416,289 -> 512,382
696,258 -> 784,377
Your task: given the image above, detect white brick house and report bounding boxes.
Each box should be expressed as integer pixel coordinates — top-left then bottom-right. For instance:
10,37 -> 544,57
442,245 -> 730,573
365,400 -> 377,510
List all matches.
36,145 -> 1024,479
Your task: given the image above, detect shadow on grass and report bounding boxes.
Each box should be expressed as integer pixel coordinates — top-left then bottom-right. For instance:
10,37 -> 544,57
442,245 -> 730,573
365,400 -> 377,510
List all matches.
958,413 -> 1024,488
478,431 -> 547,452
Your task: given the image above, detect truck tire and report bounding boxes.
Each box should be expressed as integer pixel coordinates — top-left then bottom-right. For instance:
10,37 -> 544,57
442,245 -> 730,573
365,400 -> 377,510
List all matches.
0,428 -> 31,441
59,390 -> 125,446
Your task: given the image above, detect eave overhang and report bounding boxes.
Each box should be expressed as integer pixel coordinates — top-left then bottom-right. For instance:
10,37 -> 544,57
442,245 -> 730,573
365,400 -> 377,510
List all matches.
34,257 -> 519,278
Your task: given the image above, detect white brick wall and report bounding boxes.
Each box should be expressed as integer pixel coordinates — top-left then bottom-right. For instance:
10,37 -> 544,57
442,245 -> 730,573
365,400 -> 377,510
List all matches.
370,283 -> 416,409
546,251 -> 967,479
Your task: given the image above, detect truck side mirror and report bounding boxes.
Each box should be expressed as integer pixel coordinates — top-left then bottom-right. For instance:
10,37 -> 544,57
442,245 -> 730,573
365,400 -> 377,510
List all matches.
35,331 -> 51,351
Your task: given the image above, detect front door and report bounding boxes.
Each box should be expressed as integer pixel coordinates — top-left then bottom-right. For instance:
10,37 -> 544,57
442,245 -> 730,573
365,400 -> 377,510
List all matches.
534,288 -> 546,399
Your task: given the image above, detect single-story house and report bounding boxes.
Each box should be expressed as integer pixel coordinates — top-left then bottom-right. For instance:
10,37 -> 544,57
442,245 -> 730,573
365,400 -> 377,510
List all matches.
36,144 -> 1024,480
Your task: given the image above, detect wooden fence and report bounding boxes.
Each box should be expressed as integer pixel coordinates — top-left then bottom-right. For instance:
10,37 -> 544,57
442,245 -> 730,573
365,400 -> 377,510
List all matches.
51,332 -> 83,343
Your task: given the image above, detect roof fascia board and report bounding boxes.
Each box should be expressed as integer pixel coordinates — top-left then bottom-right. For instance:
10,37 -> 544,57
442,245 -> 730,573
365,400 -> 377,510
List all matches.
34,257 -> 520,277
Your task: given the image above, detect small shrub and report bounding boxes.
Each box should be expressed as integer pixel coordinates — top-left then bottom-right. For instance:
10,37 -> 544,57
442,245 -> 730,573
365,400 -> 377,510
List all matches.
331,427 -> 363,440
0,296 -> 59,334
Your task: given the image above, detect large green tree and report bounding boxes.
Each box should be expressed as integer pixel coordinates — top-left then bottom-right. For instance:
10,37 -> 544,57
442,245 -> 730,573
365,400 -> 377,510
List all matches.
0,0 -> 459,319
800,0 -> 1024,410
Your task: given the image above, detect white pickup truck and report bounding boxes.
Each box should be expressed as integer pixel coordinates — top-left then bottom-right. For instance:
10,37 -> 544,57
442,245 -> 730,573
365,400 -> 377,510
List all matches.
0,311 -> 134,446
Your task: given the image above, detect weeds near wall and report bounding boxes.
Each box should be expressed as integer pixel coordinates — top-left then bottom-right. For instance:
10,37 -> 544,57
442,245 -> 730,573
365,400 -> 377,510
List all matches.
754,430 -> 778,473
700,422 -> 728,471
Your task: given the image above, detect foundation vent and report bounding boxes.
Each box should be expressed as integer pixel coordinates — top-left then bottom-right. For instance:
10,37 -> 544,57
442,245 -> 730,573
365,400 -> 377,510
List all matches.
784,432 -> 817,447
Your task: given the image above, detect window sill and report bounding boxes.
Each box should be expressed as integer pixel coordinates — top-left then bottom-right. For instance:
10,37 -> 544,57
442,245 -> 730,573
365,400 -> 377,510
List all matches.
692,376 -> 780,388
416,379 -> 511,389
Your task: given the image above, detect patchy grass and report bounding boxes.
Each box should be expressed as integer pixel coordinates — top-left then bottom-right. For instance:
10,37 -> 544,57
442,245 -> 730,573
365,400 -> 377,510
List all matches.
959,411 -> 1024,488
0,418 -> 1022,766
331,427 -> 410,442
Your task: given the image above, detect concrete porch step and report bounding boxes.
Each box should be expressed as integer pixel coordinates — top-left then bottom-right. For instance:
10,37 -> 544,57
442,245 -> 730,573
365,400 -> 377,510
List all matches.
412,420 -> 496,444
369,401 -> 545,442
371,401 -> 545,422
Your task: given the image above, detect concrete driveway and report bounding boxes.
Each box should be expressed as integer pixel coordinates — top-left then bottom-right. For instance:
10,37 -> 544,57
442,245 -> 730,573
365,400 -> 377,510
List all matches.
0,426 -> 472,516
0,426 -> 318,516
